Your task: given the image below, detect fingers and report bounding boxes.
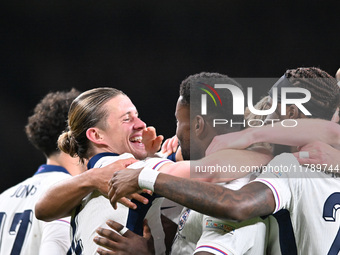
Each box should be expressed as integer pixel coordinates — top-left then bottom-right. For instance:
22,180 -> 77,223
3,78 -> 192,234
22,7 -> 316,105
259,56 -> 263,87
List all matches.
161,135 -> 178,155
142,127 -> 157,140
94,220 -> 131,254
161,138 -> 170,154
105,220 -> 125,234
96,247 -> 115,255
106,220 -> 134,238
122,158 -> 139,167
142,219 -> 152,239
130,193 -> 149,205
110,194 -> 119,210
293,148 -> 317,165
141,189 -> 153,195
94,226 -> 122,251
153,135 -> 164,152
118,197 -> 137,210
296,158 -> 316,165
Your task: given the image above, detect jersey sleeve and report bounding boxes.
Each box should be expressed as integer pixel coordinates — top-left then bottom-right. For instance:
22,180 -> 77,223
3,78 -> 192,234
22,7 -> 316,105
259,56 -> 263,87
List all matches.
129,157 -> 173,171
252,153 -> 300,213
39,218 -> 71,255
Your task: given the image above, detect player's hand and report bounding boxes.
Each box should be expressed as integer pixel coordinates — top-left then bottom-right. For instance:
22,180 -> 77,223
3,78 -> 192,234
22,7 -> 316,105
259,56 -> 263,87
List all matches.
205,129 -> 250,156
108,168 -> 143,209
117,193 -> 150,210
142,127 -> 164,156
293,141 -> 340,171
161,135 -> 179,156
90,158 -> 138,196
94,219 -> 155,255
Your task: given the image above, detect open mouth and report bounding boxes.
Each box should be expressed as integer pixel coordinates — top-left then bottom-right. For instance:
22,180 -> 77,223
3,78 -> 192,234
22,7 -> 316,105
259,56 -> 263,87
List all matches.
129,136 -> 142,143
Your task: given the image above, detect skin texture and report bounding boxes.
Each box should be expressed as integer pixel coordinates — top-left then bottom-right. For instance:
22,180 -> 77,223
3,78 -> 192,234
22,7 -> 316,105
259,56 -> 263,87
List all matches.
94,220 -> 155,255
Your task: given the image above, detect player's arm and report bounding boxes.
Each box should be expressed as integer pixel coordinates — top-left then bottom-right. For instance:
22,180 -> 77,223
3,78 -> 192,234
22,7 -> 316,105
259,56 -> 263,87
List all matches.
35,158 -> 145,221
158,148 -> 272,182
206,119 -> 340,155
109,169 -> 275,221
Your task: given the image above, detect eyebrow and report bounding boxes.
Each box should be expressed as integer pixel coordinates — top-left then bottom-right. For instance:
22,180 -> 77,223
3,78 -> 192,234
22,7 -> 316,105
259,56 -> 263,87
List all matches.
119,111 -> 138,118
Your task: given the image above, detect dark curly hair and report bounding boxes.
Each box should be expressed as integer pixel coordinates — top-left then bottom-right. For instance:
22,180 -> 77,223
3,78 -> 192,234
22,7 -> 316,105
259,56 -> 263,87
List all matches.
25,88 -> 81,157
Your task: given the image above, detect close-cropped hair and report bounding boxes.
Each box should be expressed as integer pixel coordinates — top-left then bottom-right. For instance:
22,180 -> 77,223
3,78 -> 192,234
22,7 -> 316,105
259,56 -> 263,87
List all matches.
179,72 -> 245,133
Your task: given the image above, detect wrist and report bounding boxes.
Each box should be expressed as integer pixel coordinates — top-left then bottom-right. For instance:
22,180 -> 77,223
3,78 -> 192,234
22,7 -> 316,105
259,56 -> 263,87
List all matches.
83,169 -> 101,191
248,127 -> 259,146
138,167 -> 160,192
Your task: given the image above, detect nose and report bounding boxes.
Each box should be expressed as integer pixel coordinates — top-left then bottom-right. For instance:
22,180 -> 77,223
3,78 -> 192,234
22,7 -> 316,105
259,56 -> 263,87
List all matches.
134,117 -> 146,130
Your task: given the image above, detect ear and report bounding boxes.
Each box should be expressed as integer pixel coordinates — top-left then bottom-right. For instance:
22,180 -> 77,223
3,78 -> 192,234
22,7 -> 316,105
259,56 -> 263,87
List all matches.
86,127 -> 106,145
287,105 -> 300,119
194,115 -> 205,137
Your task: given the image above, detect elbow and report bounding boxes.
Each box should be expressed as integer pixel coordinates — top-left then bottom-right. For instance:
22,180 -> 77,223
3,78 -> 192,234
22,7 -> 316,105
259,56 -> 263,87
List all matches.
230,205 -> 252,221
213,200 -> 252,222
35,201 -> 53,222
218,191 -> 254,221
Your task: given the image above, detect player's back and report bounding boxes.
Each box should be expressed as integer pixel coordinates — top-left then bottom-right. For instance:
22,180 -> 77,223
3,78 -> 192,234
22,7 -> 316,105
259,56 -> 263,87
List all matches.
255,153 -> 340,254
0,167 -> 72,254
291,170 -> 340,254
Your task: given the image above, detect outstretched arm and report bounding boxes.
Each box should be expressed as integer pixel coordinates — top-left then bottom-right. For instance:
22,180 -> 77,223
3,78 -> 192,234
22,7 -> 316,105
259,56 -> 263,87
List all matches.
35,158 -> 145,221
206,119 -> 340,155
109,168 -> 275,221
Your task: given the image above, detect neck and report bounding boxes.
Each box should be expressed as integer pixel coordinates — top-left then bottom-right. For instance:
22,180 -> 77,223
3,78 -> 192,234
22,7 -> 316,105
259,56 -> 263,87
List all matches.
46,152 -> 86,176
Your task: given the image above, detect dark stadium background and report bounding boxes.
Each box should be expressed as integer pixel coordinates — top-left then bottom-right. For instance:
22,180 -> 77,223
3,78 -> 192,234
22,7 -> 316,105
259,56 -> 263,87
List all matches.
1,1 -> 339,192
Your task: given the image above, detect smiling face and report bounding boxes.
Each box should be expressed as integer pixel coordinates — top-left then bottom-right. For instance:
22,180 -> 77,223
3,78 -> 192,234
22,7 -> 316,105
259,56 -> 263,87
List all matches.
95,94 -> 147,159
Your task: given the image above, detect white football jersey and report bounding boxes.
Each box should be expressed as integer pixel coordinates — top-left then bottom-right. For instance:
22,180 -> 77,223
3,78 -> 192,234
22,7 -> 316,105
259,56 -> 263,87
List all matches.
254,153 -> 340,255
68,152 -> 172,255
171,175 -> 269,255
0,165 -> 73,255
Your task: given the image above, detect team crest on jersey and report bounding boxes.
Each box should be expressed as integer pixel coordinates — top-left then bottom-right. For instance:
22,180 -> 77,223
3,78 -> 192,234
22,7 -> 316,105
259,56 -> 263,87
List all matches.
205,219 -> 235,233
178,208 -> 191,231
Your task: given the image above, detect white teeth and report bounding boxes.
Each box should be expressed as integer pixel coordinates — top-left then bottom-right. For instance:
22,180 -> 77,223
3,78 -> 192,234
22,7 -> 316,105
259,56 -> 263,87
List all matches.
130,136 -> 142,143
